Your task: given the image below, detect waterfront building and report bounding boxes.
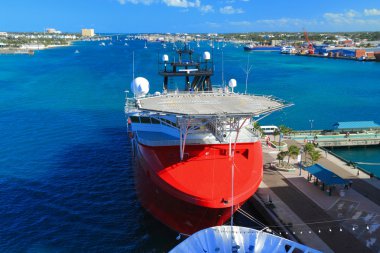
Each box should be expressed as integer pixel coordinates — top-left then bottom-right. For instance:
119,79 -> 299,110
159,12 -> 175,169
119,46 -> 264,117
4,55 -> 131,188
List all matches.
81,28 -> 95,37
333,121 -> 380,133
46,28 -> 61,34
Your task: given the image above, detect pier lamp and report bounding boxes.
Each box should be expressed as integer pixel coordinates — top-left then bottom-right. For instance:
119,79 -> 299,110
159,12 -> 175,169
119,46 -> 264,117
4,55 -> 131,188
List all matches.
309,120 -> 314,136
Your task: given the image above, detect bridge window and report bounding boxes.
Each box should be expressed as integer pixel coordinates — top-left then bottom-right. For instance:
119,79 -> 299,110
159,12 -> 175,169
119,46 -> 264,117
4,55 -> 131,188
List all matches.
151,118 -> 160,124
140,117 -> 151,124
130,116 -> 140,123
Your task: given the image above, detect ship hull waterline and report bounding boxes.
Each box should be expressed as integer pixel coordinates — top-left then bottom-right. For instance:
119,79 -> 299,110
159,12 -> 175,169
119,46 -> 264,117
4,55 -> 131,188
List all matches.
131,138 -> 263,235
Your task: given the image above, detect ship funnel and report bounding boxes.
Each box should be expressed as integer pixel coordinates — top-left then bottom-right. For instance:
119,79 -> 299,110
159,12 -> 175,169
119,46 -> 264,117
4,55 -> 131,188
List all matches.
131,77 -> 150,97
162,54 -> 169,62
203,51 -> 211,61
228,79 -> 237,93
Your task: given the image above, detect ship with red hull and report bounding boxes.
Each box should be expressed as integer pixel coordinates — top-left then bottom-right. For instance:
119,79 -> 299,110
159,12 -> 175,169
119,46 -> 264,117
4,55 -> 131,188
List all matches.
125,45 -> 290,235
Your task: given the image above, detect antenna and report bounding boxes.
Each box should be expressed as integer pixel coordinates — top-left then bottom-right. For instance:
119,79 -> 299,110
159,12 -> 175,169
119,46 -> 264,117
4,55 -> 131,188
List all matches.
242,55 -> 253,94
221,51 -> 224,87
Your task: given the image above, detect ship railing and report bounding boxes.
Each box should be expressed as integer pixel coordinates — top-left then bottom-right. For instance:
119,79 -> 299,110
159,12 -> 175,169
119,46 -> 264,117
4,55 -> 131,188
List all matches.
125,97 -> 139,112
245,126 -> 262,138
124,90 -> 292,112
126,90 -> 290,103
134,131 -> 259,147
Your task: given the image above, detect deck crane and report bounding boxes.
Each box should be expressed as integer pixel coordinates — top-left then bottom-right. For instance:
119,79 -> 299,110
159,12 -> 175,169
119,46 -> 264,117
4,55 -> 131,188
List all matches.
303,30 -> 314,55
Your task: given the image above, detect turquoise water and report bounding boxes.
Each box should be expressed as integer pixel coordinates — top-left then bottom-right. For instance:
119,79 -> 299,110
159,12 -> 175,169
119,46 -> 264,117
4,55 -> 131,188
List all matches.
328,146 -> 380,177
0,38 -> 379,251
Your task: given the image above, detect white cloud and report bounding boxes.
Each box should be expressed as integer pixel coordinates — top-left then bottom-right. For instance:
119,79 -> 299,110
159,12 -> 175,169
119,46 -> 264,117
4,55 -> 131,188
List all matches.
346,9 -> 360,18
205,22 -> 221,28
163,0 -> 200,8
229,21 -> 252,26
220,6 -> 244,14
322,9 -> 380,29
200,5 -> 214,13
364,8 -> 380,16
323,10 -> 362,24
256,18 -> 317,27
117,0 -> 126,4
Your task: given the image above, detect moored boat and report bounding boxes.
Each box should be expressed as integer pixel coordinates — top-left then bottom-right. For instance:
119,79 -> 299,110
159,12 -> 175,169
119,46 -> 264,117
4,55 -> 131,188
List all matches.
281,46 -> 297,54
125,45 -> 291,234
244,44 -> 282,51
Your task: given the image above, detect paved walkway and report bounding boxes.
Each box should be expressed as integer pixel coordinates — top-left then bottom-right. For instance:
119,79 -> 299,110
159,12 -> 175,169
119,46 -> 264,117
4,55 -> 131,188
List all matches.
259,140 -> 379,253
288,139 -> 380,205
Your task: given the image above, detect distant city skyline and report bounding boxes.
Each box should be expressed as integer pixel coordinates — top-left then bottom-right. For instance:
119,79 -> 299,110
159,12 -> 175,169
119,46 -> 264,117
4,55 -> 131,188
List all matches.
1,0 -> 380,33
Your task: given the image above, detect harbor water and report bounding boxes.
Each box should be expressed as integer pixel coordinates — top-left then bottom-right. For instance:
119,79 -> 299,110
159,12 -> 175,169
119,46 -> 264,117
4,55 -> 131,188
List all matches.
0,38 -> 379,251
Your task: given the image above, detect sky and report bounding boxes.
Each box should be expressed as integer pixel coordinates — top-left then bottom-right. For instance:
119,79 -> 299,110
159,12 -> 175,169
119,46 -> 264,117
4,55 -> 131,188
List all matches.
1,0 -> 380,33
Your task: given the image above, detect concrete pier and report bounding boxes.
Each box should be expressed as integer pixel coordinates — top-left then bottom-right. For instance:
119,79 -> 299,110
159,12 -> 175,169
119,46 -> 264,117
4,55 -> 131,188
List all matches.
254,138 -> 379,253
291,132 -> 380,147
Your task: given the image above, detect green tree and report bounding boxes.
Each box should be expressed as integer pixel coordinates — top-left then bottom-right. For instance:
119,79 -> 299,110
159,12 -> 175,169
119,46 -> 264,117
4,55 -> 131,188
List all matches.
273,128 -> 280,145
287,145 -> 300,164
279,125 -> 293,136
277,151 -> 288,166
253,121 -> 263,136
303,142 -> 315,163
310,150 -> 322,164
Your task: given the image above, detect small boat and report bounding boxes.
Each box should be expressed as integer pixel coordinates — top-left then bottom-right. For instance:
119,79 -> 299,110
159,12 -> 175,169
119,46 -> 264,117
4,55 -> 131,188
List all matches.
144,41 -> 148,49
281,46 -> 296,54
244,44 -> 282,52
170,226 -> 322,253
74,49 -> 80,54
99,42 -> 106,46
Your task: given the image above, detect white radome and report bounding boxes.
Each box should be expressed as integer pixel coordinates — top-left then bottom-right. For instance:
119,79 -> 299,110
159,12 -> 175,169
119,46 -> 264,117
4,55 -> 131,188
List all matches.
228,79 -> 237,88
131,77 -> 149,97
203,51 -> 211,61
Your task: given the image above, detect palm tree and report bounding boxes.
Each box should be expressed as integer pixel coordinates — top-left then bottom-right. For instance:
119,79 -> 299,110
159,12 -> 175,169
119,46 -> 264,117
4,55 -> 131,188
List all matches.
287,145 -> 300,164
277,151 -> 288,166
310,150 -> 322,164
273,128 -> 280,145
279,125 -> 293,137
303,142 -> 314,163
253,121 -> 263,136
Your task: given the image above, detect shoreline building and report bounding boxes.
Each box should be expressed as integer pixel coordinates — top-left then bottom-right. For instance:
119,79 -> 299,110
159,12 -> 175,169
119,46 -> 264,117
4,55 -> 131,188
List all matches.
81,28 -> 95,37
46,28 -> 62,34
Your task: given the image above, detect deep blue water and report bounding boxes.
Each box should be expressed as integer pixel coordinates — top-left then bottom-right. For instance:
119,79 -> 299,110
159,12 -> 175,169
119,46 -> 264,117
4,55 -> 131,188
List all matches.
0,38 -> 379,251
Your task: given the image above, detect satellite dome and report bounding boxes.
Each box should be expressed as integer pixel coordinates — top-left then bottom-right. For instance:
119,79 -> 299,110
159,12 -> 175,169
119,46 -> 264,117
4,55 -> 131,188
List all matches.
162,54 -> 169,62
203,51 -> 211,61
228,79 -> 237,88
131,77 -> 149,97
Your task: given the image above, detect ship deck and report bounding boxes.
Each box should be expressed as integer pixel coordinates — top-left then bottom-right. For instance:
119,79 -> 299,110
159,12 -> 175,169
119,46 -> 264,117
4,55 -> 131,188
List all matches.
135,92 -> 288,116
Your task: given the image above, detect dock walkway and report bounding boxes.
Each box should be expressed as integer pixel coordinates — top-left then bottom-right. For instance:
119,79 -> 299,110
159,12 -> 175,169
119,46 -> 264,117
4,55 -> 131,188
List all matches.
259,139 -> 379,252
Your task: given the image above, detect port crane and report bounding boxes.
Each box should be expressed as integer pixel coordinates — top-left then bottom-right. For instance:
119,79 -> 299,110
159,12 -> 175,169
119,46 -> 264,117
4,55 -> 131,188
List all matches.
303,30 -> 314,55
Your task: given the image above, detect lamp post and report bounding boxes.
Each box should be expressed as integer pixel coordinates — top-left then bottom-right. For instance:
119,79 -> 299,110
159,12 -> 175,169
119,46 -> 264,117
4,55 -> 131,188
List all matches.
309,119 -> 314,136
298,152 -> 303,176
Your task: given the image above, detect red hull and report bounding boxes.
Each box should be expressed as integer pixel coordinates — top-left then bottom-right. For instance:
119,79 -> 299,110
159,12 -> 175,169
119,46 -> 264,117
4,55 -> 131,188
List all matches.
133,139 -> 263,234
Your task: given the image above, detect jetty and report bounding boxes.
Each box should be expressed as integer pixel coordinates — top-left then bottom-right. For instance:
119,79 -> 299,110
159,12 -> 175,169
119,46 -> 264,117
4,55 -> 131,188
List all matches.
290,121 -> 380,147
